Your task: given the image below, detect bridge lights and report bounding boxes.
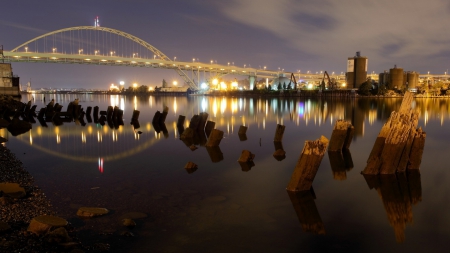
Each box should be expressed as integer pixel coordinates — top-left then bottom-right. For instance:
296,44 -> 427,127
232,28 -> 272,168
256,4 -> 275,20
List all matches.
110,51 -> 115,56
78,49 -> 83,55
173,81 -> 177,86
95,50 -> 99,55
25,46 -> 28,52
52,48 -> 56,53
264,66 -> 266,70
212,78 -> 218,86
173,56 -> 176,61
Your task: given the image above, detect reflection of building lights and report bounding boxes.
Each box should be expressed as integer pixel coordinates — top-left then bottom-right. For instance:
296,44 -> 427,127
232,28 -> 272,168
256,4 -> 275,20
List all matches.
29,133 -> 32,145
82,132 -> 86,143
87,125 -> 93,134
56,134 -> 61,144
173,97 -> 177,114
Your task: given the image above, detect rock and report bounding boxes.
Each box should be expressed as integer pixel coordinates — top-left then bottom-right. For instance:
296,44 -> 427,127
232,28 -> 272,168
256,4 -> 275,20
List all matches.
76,207 -> 109,218
0,182 -> 26,199
45,227 -> 71,243
122,218 -> 136,228
0,221 -> 10,232
27,215 -> 68,235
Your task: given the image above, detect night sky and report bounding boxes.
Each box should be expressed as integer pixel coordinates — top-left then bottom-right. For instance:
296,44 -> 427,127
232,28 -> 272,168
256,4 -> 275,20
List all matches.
1,0 -> 449,89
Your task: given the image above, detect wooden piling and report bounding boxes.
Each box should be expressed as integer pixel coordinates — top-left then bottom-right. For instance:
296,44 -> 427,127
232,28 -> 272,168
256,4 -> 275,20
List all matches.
238,150 -> 255,163
204,120 -> 215,137
131,110 -> 140,122
328,120 -> 353,151
152,111 -> 161,124
177,115 -> 185,127
287,136 -> 329,192
160,106 -> 169,124
86,106 -> 92,117
274,124 -> 285,142
287,189 -> 325,235
188,115 -> 201,129
205,129 -> 224,147
238,125 -> 248,135
407,128 -> 426,170
197,112 -> 209,131
93,106 -> 99,118
106,106 -> 113,120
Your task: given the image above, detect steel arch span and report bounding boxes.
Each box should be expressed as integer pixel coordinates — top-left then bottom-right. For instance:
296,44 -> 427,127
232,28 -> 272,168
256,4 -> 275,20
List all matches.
10,26 -> 198,90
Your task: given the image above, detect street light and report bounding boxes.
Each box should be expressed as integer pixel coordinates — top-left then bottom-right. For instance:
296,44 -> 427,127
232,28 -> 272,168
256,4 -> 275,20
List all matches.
52,48 -> 56,53
211,60 -> 213,64
174,56 -> 176,61
110,51 -> 115,56
154,55 -> 156,59
78,49 -> 83,55
264,66 -> 266,70
193,58 -> 195,62
24,47 -> 28,52
95,50 -> 99,55
173,81 -> 177,86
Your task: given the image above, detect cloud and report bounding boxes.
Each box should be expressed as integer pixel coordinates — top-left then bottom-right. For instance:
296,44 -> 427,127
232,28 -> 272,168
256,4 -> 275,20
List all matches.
220,0 -> 450,72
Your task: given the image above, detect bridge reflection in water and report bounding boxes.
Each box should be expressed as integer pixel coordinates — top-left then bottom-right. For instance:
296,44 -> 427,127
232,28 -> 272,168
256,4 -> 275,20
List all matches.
5,95 -> 450,173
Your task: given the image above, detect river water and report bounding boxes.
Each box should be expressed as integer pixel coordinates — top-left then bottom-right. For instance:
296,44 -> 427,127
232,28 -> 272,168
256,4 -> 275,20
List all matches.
2,94 -> 450,252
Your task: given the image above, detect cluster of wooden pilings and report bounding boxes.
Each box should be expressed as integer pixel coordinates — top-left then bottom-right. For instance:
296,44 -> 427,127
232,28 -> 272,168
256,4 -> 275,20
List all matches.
34,99 -> 126,129
363,92 -> 426,175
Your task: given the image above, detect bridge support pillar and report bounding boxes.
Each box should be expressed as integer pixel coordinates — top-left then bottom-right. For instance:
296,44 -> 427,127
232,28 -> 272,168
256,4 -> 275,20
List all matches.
249,76 -> 256,90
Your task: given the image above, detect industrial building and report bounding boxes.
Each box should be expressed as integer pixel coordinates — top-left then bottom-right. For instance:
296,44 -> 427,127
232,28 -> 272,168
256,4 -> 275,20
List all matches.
346,51 -> 368,89
0,63 -> 21,96
378,65 -> 419,90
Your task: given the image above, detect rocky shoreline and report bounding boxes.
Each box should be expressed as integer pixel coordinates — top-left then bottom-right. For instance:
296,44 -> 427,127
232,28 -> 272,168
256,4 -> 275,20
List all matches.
0,145 -> 88,252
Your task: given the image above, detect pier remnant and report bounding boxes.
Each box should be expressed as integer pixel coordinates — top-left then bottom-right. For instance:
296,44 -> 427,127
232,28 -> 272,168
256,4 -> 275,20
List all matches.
205,129 -> 224,147
287,136 -> 329,192
205,120 -> 216,137
328,120 -> 354,151
274,124 -> 285,142
177,115 -> 185,127
363,92 -> 425,175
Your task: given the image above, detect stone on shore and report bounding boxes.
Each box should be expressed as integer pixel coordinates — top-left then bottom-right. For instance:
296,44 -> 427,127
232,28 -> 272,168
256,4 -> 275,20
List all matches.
76,207 -> 109,218
0,182 -> 26,199
27,215 -> 68,235
122,218 -> 136,228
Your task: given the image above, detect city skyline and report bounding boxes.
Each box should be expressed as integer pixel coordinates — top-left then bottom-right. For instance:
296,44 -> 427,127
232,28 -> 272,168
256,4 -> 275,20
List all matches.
1,0 -> 449,89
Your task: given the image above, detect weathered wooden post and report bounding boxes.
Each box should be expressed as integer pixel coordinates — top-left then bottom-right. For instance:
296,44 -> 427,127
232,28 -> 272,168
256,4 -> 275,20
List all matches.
188,115 -> 201,129
287,136 -> 329,192
93,106 -> 99,119
363,91 -> 425,175
197,112 -> 209,131
86,106 -> 92,117
160,106 -> 169,124
131,110 -> 140,122
274,124 -> 285,142
238,150 -> 255,163
205,129 -> 224,147
106,106 -> 113,120
206,146 -> 224,163
152,111 -> 161,124
328,120 -> 354,151
407,128 -> 426,170
238,125 -> 248,135
177,115 -> 185,127
205,121 -> 216,137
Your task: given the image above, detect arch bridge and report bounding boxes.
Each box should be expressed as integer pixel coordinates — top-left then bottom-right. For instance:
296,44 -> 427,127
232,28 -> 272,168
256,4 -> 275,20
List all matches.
1,26 -> 298,90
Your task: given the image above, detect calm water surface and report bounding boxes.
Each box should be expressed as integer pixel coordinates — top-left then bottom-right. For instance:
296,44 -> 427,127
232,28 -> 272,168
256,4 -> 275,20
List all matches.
3,94 -> 450,252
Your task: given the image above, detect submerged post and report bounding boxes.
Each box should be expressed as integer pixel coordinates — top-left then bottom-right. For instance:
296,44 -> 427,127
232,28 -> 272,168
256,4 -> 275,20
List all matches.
274,124 -> 285,142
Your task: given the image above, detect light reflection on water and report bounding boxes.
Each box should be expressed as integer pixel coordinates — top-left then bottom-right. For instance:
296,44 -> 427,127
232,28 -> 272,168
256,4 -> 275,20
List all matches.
3,94 -> 450,252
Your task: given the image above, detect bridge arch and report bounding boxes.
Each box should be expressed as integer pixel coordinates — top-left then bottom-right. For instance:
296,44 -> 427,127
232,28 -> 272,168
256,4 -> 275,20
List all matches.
11,26 -> 198,89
